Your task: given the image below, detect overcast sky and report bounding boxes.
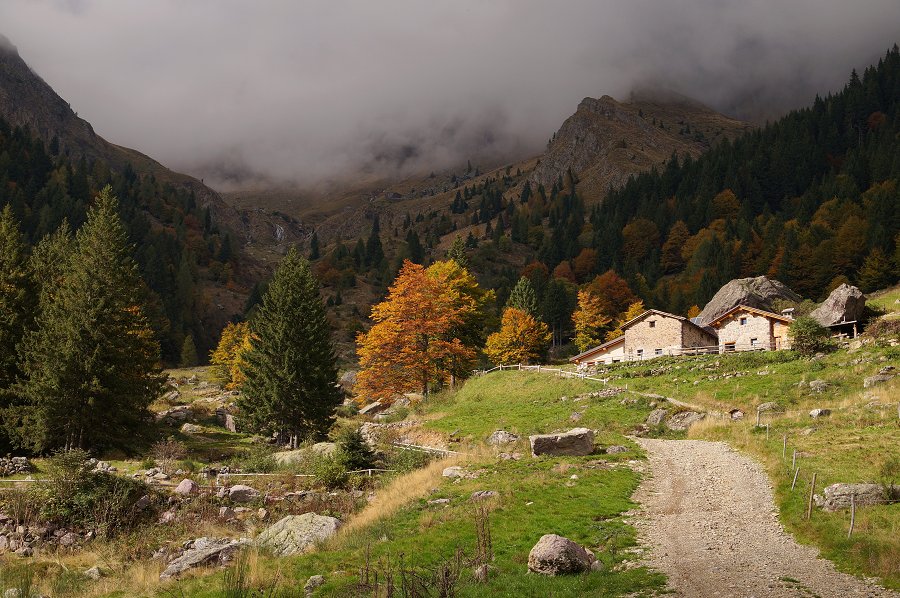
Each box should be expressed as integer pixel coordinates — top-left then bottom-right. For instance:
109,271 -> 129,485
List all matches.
2,1 -> 898,188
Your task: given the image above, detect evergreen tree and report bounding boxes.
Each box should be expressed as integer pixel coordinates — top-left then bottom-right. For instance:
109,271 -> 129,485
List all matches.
238,248 -> 341,443
858,247 -> 895,292
309,232 -> 320,260
365,215 -> 384,268
405,230 -> 424,264
14,187 -> 164,453
180,334 -> 199,367
506,276 -> 538,316
446,235 -> 469,268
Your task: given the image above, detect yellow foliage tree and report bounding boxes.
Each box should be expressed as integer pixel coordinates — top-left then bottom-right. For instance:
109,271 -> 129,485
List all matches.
605,300 -> 645,341
484,308 -> 551,365
572,289 -> 612,352
210,321 -> 253,389
354,260 -> 479,403
686,304 -> 701,318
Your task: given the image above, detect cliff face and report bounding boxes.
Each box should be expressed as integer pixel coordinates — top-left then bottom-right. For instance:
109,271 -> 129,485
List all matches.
530,92 -> 750,203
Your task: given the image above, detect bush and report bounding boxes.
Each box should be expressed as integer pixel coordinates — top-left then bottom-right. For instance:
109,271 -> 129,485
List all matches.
386,448 -> 433,474
313,454 -> 349,489
150,437 -> 187,474
789,316 -> 834,356
231,446 -> 277,473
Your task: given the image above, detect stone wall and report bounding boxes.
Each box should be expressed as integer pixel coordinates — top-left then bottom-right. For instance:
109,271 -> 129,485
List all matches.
682,322 -> 718,350
624,313 -> 682,359
716,310 -> 776,351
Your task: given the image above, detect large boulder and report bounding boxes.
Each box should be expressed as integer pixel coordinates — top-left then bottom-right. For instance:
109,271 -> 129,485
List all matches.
666,411 -> 705,431
228,485 -> 260,503
810,284 -> 866,327
529,428 -> 594,457
645,409 -> 668,426
159,537 -> 249,579
527,534 -> 597,575
174,479 -> 199,496
256,513 -> 341,556
819,483 -> 886,512
696,276 -> 801,326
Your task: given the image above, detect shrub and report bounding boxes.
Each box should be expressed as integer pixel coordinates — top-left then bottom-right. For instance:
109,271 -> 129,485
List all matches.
337,428 -> 376,472
150,437 -> 187,473
313,454 -> 349,489
788,316 -> 834,356
386,448 -> 433,474
231,446 -> 277,473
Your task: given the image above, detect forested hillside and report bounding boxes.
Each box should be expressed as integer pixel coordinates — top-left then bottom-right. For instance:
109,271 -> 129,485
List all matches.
0,117 -> 239,362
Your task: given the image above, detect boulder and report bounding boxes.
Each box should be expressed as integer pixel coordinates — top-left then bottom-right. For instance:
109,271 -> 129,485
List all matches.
666,411 -> 705,431
84,566 -> 103,580
159,537 -> 248,579
228,485 -> 260,503
470,490 -> 498,501
174,479 -> 200,496
820,483 -> 885,512
529,428 -> 594,457
729,409 -> 744,420
339,370 -> 358,389
527,533 -> 597,575
304,575 -> 326,595
810,284 -> 866,327
255,513 -> 341,556
359,401 -> 388,416
487,430 -> 519,445
605,445 -> 628,454
864,374 -> 894,388
808,380 -> 829,393
218,507 -> 236,520
809,408 -> 831,419
696,276 -> 800,326
180,423 -> 202,434
442,466 -> 465,478
757,402 -> 784,413
274,442 -> 337,466
645,409 -> 668,426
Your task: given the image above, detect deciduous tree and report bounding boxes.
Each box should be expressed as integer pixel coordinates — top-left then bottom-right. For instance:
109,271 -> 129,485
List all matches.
484,308 -> 551,365
572,290 -> 611,352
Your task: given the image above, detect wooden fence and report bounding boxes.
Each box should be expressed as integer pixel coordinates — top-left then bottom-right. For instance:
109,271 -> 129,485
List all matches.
472,363 -> 612,384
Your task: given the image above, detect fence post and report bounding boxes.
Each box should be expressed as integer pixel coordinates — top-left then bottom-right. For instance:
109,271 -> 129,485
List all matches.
756,409 -> 761,427
782,435 -> 787,459
806,472 -> 817,520
847,493 -> 856,538
792,449 -> 796,471
791,466 -> 801,491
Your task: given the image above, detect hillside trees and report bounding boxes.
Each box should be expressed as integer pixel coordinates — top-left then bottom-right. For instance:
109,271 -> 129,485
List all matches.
237,248 -> 341,442
12,187 -> 164,453
506,276 -> 538,316
484,308 -> 551,365
355,259 -> 488,402
572,289 -> 611,352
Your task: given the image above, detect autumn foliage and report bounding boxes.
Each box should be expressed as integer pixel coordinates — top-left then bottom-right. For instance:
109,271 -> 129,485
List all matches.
354,260 -> 486,403
210,321 -> 253,389
484,308 -> 551,365
572,289 -> 611,352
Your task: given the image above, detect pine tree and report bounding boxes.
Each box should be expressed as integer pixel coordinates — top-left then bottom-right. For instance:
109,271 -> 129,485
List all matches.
180,334 -> 199,367
238,248 -> 341,443
446,235 -> 469,268
309,232 -> 320,260
365,215 -> 384,268
506,276 -> 538,316
15,187 -> 164,453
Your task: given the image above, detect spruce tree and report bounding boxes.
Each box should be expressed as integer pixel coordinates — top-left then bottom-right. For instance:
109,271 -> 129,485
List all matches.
309,232 -> 320,260
506,276 -> 538,316
16,187 -> 163,453
237,248 -> 341,444
446,235 -> 469,268
180,334 -> 199,367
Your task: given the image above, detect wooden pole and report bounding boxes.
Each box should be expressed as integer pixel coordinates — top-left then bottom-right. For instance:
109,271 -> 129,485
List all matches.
791,467 -> 801,491
848,493 -> 856,538
756,409 -> 761,427
782,435 -> 787,459
792,449 -> 796,470
806,472 -> 817,520
766,424 -> 770,440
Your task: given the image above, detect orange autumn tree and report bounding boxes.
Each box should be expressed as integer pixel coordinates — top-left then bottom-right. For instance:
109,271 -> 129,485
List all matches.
355,260 -> 477,403
484,308 -> 551,365
572,289 -> 611,352
605,300 -> 645,342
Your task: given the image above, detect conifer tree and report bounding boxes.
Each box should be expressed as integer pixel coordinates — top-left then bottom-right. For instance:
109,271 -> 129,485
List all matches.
15,187 -> 163,453
446,235 -> 469,268
237,248 -> 341,443
180,334 -> 199,367
506,276 -> 538,316
309,232 -> 320,260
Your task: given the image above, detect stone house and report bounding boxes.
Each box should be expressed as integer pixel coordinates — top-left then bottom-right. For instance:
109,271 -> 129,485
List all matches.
708,305 -> 793,352
571,309 -> 718,367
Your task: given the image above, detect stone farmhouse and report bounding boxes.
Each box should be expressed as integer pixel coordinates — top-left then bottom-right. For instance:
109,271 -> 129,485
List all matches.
708,305 -> 793,352
571,309 -> 718,367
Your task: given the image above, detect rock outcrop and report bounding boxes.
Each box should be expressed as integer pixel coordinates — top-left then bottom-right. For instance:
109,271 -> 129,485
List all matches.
529,428 -> 594,457
696,276 -> 801,326
810,284 -> 866,327
527,534 -> 598,575
159,537 -> 249,579
255,514 -> 341,556
666,411 -> 705,431
486,430 -> 519,445
817,483 -> 886,512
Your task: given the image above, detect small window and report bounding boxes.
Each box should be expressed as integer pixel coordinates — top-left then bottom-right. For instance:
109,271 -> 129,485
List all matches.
636,349 -> 644,358
649,321 -> 656,328
655,348 -> 663,356
740,317 -> 747,326
612,359 -> 620,363
724,342 -> 736,352
750,338 -> 758,347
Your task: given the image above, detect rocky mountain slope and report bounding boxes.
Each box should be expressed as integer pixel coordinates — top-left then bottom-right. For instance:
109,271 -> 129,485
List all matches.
531,91 -> 751,203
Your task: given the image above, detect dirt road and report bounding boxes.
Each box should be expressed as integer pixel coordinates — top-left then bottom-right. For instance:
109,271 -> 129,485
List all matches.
632,438 -> 898,597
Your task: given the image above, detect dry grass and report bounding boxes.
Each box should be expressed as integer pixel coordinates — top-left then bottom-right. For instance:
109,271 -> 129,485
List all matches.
336,454 -> 459,539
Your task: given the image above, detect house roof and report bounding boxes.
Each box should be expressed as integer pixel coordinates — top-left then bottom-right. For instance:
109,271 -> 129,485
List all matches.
621,309 -> 718,339
569,335 -> 624,362
707,304 -> 793,327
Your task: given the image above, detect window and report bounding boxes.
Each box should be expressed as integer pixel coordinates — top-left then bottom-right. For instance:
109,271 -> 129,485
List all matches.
724,342 -> 736,352
649,321 -> 656,328
612,359 -> 620,364
636,349 -> 644,359
740,317 -> 747,326
750,338 -> 758,347
655,348 -> 663,356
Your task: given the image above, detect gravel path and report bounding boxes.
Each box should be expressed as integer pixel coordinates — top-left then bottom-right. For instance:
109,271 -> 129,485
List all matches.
632,438 -> 898,598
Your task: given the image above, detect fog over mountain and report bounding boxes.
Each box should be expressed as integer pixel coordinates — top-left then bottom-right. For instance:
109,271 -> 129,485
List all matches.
2,1 -> 898,187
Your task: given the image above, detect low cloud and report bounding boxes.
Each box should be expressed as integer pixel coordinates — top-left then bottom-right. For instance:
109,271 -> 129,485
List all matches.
2,0 -> 897,187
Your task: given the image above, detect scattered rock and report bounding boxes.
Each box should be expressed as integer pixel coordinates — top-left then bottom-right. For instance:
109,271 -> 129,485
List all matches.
666,411 -> 705,431
159,537 -> 249,579
527,533 -> 597,575
155,405 -> 194,425
809,408 -> 831,419
228,485 -> 260,503
486,430 -> 519,445
808,380 -> 829,393
304,574 -> 326,596
498,452 -> 522,460
819,483 -> 886,512
218,507 -> 236,520
470,490 -> 498,501
729,409 -> 744,420
864,374 -> 894,388
84,566 -> 103,580
428,498 -> 451,505
810,284 -> 866,327
180,423 -> 202,434
645,409 -> 668,426
605,445 -> 628,454
174,479 -> 200,496
0,456 -> 31,477
256,513 -> 341,556
442,466 -> 465,478
257,508 -> 269,521
529,428 -> 594,457
359,401 -> 388,416
757,402 -> 784,413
